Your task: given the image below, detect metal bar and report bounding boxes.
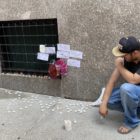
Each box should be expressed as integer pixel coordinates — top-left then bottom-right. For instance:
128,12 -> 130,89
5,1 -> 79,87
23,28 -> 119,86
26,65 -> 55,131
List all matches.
0,24 -> 55,28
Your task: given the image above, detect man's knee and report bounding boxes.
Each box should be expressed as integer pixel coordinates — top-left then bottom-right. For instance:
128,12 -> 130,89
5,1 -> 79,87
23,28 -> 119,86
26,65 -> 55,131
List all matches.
120,83 -> 134,93
120,83 -> 138,102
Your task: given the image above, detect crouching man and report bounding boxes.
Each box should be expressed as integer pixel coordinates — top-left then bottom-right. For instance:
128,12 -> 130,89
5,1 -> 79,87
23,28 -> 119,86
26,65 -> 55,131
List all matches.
99,36 -> 140,134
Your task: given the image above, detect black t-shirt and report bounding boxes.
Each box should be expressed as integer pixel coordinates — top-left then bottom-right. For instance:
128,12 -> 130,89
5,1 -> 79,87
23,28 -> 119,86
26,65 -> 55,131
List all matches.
124,60 -> 140,75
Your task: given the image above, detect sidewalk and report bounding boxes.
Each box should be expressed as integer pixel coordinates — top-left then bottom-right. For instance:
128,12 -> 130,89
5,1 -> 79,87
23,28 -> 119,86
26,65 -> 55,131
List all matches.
0,88 -> 139,140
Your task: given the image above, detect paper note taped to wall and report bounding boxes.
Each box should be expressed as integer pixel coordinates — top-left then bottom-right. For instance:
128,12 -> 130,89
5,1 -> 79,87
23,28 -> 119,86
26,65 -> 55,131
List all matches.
39,45 -> 46,53
57,44 -> 70,51
45,47 -> 55,54
37,53 -> 49,61
67,59 -> 80,68
57,51 -> 70,59
70,50 -> 83,59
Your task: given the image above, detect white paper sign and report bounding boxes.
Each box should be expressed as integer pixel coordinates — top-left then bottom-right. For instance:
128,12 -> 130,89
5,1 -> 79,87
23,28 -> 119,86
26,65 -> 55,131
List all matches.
57,44 -> 70,51
39,45 -> 46,53
70,50 -> 83,59
57,51 -> 70,59
67,59 -> 80,68
45,47 -> 55,54
37,53 -> 49,61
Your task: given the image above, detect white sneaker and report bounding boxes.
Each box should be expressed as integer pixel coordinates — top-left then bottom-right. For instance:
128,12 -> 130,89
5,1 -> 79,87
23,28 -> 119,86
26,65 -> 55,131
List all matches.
90,87 -> 105,106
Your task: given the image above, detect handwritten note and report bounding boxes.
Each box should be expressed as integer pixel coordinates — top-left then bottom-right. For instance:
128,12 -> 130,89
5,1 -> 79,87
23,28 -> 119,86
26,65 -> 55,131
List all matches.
57,44 -> 70,51
39,45 -> 46,53
57,51 -> 70,59
45,47 -> 55,54
37,53 -> 49,61
67,59 -> 80,68
70,50 -> 83,59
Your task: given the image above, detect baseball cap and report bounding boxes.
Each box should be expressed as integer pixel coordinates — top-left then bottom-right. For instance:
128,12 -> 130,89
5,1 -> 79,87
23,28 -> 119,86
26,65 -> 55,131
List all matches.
112,36 -> 140,57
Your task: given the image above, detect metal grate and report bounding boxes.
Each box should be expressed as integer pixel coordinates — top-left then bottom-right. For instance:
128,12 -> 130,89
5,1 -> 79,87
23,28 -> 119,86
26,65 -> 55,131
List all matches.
0,19 -> 58,76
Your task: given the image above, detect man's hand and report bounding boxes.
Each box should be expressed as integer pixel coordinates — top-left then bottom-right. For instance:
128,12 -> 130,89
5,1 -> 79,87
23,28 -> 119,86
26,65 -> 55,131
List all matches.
115,57 -> 124,68
99,103 -> 108,117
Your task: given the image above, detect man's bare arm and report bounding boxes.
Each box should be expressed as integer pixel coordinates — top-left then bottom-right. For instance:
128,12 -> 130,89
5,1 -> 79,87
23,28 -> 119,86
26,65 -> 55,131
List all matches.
99,68 -> 120,117
115,57 -> 140,84
101,68 -> 120,105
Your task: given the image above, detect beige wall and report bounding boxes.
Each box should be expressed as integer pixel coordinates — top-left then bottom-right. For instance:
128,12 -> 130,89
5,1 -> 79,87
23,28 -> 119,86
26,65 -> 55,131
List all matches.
0,0 -> 140,101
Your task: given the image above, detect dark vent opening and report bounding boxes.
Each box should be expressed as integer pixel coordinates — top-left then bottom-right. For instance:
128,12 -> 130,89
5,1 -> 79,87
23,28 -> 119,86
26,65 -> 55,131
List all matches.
0,18 -> 59,76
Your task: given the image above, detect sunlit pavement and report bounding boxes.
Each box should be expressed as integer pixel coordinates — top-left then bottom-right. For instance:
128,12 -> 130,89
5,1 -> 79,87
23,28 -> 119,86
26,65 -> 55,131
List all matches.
0,88 -> 139,140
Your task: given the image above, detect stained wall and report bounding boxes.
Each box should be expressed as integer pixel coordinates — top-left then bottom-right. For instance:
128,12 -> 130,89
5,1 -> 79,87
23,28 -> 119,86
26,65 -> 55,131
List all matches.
0,0 -> 139,101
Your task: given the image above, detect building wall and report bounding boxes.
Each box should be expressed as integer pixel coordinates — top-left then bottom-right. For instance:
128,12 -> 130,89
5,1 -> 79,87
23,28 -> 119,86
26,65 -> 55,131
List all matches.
0,0 -> 140,101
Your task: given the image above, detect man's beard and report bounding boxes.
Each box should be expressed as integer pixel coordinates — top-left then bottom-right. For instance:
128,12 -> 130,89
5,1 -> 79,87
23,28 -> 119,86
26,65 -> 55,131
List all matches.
132,57 -> 139,63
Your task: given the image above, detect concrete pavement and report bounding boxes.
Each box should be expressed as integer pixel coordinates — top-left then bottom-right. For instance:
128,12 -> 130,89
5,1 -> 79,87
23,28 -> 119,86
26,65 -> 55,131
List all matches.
0,88 -> 139,140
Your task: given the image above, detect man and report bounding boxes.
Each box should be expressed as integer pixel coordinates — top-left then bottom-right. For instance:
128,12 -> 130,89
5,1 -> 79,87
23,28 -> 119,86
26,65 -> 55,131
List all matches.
99,36 -> 140,134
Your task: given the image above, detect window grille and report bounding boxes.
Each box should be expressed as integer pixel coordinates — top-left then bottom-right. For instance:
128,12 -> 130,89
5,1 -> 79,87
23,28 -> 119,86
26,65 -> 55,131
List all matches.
0,18 -> 58,76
